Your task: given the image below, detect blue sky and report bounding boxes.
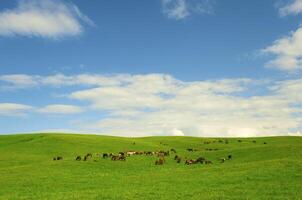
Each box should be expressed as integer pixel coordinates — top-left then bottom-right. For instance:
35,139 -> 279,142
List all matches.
0,0 -> 302,137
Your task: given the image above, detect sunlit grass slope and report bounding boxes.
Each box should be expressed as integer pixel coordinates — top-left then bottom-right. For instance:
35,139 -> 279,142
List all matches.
0,134 -> 301,200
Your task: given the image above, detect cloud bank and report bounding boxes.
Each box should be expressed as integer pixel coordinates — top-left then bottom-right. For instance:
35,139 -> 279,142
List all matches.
1,73 -> 302,137
0,0 -> 93,39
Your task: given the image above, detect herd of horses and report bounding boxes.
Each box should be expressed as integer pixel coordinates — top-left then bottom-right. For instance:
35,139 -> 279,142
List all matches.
53,139 -> 266,165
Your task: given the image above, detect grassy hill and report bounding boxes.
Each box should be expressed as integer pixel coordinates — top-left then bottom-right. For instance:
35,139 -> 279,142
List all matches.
0,134 -> 301,200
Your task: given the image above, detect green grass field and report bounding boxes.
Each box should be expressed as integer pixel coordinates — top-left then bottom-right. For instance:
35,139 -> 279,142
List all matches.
0,134 -> 301,200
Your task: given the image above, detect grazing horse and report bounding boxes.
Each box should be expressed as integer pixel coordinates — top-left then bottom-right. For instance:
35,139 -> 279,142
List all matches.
83,153 -> 92,161
187,148 -> 193,152
75,156 -> 81,161
155,157 -> 165,165
103,153 -> 108,158
53,156 -> 63,161
119,155 -> 126,161
157,150 -> 169,157
170,149 -> 177,153
126,151 -> 136,156
145,151 -> 153,156
196,157 -> 206,164
185,159 -> 197,165
205,148 -> 218,151
111,155 -> 126,161
111,155 -> 119,161
263,142 -> 267,145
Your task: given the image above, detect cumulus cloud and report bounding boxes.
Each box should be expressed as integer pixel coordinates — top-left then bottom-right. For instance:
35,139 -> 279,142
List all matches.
37,104 -> 83,114
1,73 -> 302,137
279,0 -> 302,16
0,0 -> 94,39
0,103 -> 32,116
161,0 -> 214,20
262,26 -> 302,71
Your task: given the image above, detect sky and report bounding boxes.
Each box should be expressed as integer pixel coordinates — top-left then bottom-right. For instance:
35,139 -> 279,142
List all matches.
0,0 -> 302,137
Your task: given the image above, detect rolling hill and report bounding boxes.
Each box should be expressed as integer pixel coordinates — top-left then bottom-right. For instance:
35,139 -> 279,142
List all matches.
0,134 -> 301,199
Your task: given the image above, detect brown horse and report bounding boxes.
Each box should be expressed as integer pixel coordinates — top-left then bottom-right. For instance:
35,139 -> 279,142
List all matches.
155,157 -> 165,165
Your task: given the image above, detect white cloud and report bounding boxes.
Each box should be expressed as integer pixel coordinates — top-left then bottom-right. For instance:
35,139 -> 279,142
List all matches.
65,74 -> 301,137
0,74 -> 38,89
0,103 -> 32,116
262,26 -> 302,71
0,0 -> 93,39
263,0 -> 302,71
38,104 -> 83,114
0,102 -> 83,116
0,73 -> 133,90
161,0 -> 214,20
41,73 -> 129,87
1,73 -> 302,137
279,0 -> 302,16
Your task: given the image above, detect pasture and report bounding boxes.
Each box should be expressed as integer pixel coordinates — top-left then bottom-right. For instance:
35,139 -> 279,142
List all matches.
0,134 -> 301,199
